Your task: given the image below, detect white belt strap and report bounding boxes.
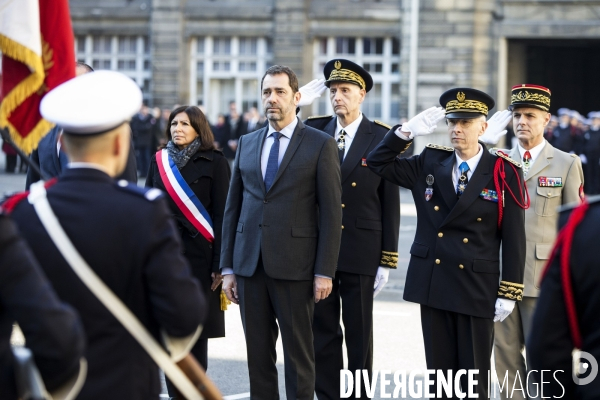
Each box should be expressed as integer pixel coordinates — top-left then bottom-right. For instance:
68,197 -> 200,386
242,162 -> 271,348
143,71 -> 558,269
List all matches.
27,181 -> 202,400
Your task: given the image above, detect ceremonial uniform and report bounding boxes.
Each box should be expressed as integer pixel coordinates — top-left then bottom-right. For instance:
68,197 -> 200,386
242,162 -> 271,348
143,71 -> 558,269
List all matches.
528,198 -> 600,399
306,113 -> 400,399
581,112 -> 600,194
367,88 -> 526,398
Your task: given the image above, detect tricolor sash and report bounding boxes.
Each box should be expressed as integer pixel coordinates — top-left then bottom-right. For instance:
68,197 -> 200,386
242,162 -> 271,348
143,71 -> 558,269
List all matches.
156,149 -> 214,243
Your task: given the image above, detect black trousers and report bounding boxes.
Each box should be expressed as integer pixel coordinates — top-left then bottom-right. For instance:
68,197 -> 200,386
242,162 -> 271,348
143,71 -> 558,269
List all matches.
420,305 -> 493,399
313,271 -> 375,400
237,257 -> 315,400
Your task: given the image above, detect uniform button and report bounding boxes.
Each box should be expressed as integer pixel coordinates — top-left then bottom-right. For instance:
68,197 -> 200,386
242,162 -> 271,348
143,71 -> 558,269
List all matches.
263,199 -> 269,204
341,204 -> 345,208
351,182 -> 357,187
435,259 -> 441,264
434,206 -> 439,211
341,225 -> 344,230
548,192 -> 552,196
438,232 -> 443,238
477,218 -> 482,222
459,264 -> 464,269
463,238 -> 468,243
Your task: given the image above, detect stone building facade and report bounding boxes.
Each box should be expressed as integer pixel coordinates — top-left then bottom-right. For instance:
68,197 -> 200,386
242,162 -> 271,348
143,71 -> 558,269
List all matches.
70,0 -> 600,135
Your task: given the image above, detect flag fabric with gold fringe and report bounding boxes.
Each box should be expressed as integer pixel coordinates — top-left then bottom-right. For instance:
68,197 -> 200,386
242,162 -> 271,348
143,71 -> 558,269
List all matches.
0,0 -> 75,154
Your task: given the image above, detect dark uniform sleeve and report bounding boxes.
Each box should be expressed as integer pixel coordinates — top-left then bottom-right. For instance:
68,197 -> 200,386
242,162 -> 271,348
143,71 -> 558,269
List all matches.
366,126 -> 421,189
378,169 -> 400,268
210,155 -> 231,272
144,197 -> 207,337
0,215 -> 84,391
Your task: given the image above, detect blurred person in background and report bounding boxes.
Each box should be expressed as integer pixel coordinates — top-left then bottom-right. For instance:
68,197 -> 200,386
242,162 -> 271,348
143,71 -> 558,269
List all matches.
130,103 -> 156,178
582,112 -> 600,194
145,105 -> 230,398
211,114 -> 228,151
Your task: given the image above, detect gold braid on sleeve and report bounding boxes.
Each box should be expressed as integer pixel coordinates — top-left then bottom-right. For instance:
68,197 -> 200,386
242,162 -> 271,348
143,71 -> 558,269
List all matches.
498,280 -> 524,301
380,251 -> 398,268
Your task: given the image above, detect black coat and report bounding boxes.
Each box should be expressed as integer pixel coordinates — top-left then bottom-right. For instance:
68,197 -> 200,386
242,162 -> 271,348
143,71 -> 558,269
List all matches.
8,168 -> 206,400
304,115 -> 400,275
527,199 -> 600,399
0,215 -> 84,399
367,130 -> 526,318
146,148 -> 231,338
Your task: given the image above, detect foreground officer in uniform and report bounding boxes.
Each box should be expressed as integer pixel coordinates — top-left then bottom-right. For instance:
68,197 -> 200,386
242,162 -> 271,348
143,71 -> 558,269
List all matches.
487,85 -> 584,400
528,198 -> 600,399
7,71 -> 206,399
303,59 -> 400,399
367,88 -> 526,398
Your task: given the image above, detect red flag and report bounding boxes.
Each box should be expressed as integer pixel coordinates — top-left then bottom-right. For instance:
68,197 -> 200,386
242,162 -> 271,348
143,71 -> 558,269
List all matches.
0,0 -> 75,154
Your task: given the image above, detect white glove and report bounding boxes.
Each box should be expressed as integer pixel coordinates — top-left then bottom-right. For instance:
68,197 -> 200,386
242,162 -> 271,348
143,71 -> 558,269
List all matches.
479,110 -> 512,145
400,107 -> 445,138
580,154 -> 588,164
373,266 -> 390,298
493,298 -> 516,322
297,79 -> 328,107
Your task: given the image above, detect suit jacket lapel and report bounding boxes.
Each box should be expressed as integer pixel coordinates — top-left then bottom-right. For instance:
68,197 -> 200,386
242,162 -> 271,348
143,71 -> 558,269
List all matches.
268,119 -> 305,192
434,152 -> 458,210
341,117 -> 376,184
256,126 -> 268,193
442,147 -> 493,227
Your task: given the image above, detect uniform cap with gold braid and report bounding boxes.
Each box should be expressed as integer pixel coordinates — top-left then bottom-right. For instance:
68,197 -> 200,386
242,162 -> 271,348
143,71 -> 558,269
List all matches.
439,87 -> 495,119
323,59 -> 373,93
509,84 -> 551,112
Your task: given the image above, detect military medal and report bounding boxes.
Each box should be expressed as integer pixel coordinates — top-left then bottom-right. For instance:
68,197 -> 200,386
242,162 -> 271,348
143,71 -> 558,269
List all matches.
425,174 -> 434,201
538,176 -> 563,187
361,158 -> 367,167
337,130 -> 346,151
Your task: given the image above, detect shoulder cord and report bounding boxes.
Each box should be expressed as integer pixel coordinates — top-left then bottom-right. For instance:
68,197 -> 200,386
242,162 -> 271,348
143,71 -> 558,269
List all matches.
493,151 -> 530,229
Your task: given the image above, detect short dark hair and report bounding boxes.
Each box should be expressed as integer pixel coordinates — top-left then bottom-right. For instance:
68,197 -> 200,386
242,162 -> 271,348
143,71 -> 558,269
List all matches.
75,61 -> 94,73
165,105 -> 214,151
260,65 -> 299,93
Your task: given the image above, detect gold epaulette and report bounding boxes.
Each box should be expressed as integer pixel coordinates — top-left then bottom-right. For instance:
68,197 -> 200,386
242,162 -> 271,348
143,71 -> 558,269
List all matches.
307,115 -> 332,120
380,251 -> 398,268
426,143 -> 453,152
495,150 -> 522,168
374,120 -> 392,130
498,281 -> 524,301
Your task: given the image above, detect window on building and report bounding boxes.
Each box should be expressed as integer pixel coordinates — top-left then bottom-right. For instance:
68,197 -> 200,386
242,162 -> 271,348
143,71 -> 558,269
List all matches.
75,35 -> 152,102
313,36 -> 401,121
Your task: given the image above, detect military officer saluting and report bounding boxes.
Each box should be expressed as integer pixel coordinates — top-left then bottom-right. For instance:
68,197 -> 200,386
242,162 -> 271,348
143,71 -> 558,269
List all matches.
302,59 -> 400,399
367,88 -> 527,398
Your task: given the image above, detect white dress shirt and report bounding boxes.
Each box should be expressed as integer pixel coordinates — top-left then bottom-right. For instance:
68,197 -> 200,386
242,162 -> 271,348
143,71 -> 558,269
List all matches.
261,117 -> 298,179
336,113 -> 363,158
517,140 -> 546,167
452,144 -> 483,192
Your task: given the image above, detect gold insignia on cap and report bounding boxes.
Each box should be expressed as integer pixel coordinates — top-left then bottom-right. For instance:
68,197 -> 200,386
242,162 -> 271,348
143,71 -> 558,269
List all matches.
457,91 -> 466,102
510,90 -> 550,110
334,60 -> 342,70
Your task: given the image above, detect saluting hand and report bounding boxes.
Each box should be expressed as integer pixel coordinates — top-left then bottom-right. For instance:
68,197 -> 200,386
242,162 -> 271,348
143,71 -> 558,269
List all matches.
480,109 -> 511,145
223,274 -> 239,305
297,79 -> 328,107
313,276 -> 333,303
400,106 -> 445,139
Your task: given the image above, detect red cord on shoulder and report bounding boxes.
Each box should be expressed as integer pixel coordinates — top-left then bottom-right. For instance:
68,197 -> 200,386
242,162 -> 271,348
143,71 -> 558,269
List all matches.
493,152 -> 530,228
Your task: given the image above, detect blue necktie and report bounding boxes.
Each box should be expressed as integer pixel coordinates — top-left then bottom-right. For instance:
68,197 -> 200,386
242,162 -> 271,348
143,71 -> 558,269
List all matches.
456,161 -> 469,197
264,132 -> 281,192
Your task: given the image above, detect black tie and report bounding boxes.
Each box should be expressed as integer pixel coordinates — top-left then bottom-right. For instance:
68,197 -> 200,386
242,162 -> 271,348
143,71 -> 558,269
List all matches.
337,130 -> 346,164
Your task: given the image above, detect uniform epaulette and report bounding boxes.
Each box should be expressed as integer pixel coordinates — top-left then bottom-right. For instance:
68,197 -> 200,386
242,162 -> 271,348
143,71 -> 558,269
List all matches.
570,153 -> 577,158
488,147 -> 509,155
374,120 -> 392,130
494,150 -> 522,168
307,115 -> 332,120
115,180 -> 163,201
426,143 -> 453,152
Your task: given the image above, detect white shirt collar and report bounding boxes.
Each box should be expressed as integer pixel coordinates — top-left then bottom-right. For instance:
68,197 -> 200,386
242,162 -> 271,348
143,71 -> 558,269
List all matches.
517,140 -> 546,164
336,113 -> 363,139
454,144 -> 484,174
267,117 -> 298,140
67,162 -> 110,175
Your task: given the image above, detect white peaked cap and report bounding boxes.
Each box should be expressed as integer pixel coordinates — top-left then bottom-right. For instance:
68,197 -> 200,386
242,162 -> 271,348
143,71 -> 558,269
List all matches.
40,70 -> 143,134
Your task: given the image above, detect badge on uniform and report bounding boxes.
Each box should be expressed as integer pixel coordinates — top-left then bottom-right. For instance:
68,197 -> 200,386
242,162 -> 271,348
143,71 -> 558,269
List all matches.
480,188 -> 498,203
539,177 -> 563,187
425,175 -> 434,201
361,158 -> 367,167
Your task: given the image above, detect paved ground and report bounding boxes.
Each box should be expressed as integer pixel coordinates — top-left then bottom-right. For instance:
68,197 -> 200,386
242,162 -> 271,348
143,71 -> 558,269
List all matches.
1,158 -> 503,399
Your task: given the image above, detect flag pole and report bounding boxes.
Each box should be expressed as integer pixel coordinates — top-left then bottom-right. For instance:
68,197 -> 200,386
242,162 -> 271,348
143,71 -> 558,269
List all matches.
0,127 -> 47,181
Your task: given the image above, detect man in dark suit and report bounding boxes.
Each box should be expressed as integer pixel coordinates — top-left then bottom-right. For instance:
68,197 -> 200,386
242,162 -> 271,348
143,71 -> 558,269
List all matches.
528,199 -> 600,399
303,59 -> 400,400
221,65 -> 342,400
367,88 -> 526,398
26,62 -> 137,188
8,70 -> 206,399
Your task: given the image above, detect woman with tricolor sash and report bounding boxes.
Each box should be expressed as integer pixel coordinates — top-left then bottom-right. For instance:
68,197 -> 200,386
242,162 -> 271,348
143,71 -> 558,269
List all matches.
145,105 -> 231,383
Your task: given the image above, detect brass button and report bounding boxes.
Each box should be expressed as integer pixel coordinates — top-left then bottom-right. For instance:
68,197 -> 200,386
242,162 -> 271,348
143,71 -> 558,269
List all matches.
548,192 -> 552,196
435,259 -> 441,264
477,218 -> 482,222
341,204 -> 345,208
459,264 -> 464,269
434,206 -> 439,211
341,225 -> 344,230
438,232 -> 443,238
463,238 -> 468,243
352,182 -> 357,187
